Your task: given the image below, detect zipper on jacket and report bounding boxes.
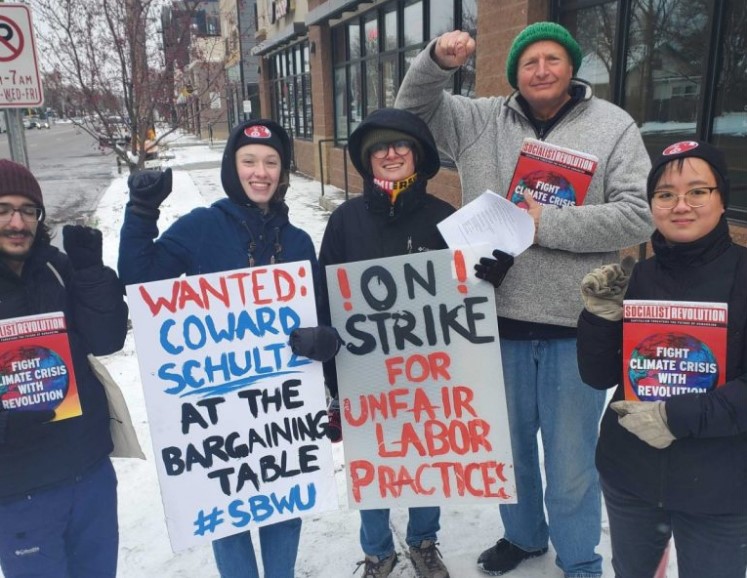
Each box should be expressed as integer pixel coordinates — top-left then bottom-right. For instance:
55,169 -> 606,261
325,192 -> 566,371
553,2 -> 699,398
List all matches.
407,236 -> 412,254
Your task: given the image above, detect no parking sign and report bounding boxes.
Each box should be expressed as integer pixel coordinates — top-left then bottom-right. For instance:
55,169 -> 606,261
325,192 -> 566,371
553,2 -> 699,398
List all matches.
0,4 -> 43,107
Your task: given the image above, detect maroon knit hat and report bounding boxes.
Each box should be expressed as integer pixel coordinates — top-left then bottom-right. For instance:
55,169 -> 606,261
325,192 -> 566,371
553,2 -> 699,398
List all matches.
0,159 -> 44,209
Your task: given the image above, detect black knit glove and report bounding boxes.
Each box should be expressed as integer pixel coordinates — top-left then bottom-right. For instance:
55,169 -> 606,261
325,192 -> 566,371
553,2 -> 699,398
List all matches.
127,167 -> 173,218
289,326 -> 344,362
0,410 -> 55,445
474,249 -> 514,288
63,225 -> 103,269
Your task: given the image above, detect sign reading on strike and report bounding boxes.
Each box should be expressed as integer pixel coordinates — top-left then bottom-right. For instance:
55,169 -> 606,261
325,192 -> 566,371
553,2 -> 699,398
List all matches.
0,4 -> 44,107
327,248 -> 516,510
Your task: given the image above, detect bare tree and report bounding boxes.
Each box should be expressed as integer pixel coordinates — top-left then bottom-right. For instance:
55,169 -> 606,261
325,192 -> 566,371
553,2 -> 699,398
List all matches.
31,0 -> 229,172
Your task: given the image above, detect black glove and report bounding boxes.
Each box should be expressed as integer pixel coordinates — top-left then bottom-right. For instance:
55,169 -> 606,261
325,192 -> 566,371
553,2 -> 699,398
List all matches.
289,326 -> 343,362
0,410 -> 55,445
474,249 -> 514,288
63,225 -> 103,269
127,167 -> 173,218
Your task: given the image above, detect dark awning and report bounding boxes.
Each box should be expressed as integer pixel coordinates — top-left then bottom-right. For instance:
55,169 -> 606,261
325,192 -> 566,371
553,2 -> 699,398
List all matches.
306,0 -> 367,26
251,21 -> 306,55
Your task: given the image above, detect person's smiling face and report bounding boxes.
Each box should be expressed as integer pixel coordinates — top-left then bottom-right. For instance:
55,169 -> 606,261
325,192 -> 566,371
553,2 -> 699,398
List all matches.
0,195 -> 40,273
651,157 -> 725,244
235,144 -> 282,210
516,40 -> 574,120
369,141 -> 416,182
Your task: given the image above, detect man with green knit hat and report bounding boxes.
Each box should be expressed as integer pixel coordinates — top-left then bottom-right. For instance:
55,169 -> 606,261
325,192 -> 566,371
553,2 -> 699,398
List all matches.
396,21 -> 652,578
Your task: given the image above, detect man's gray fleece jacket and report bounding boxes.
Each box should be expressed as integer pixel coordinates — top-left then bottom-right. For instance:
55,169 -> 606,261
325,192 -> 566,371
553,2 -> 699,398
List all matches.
395,41 -> 654,328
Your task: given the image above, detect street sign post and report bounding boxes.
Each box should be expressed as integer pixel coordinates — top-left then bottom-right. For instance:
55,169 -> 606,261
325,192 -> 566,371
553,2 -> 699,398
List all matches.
0,3 -> 44,107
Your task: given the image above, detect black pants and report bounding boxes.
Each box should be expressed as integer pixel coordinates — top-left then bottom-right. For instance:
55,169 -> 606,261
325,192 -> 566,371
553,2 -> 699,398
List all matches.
602,479 -> 747,578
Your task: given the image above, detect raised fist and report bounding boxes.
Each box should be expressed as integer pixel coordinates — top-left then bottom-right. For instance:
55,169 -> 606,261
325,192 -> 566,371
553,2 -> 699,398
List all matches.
63,225 -> 103,270
433,30 -> 476,69
127,167 -> 173,218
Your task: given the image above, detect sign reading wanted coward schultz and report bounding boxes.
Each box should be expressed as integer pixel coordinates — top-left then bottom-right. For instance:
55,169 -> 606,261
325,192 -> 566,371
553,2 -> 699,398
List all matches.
327,248 -> 516,509
126,262 -> 337,551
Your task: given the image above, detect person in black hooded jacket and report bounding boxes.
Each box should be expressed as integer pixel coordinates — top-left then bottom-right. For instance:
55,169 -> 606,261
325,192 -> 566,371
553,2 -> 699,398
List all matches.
316,108 -> 456,578
577,141 -> 747,578
0,159 -> 128,577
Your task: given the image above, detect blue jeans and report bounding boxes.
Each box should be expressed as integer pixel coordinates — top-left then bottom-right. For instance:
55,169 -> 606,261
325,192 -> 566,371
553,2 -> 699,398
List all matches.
212,518 -> 302,578
360,507 -> 440,558
602,480 -> 747,578
497,338 -> 605,578
0,458 -> 118,578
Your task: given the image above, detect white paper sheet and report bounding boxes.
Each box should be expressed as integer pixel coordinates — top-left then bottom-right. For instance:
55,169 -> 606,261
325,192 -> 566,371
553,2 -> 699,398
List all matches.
437,189 -> 535,258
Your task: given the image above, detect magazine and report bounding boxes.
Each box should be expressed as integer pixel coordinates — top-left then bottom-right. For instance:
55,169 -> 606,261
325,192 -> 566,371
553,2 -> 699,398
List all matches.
506,138 -> 598,208
0,311 -> 81,421
622,300 -> 728,401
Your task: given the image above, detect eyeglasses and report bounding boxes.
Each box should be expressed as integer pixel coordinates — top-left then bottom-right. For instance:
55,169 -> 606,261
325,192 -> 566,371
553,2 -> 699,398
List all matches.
651,187 -> 718,209
369,140 -> 414,159
0,203 -> 43,224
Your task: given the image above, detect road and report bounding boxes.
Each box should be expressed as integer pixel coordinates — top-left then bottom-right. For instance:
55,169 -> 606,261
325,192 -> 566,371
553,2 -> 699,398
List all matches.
0,121 -> 116,244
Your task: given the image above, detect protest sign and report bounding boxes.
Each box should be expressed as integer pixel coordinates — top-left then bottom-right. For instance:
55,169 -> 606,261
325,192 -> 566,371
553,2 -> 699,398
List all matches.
327,248 -> 516,509
126,262 -> 337,551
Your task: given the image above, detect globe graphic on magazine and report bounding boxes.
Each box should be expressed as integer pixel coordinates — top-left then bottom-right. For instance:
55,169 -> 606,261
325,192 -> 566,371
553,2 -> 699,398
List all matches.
510,169 -> 576,208
0,345 -> 70,411
628,332 -> 719,401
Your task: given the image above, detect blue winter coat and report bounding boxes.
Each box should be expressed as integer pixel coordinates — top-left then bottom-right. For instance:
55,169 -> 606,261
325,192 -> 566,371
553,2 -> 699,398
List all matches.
119,197 -> 318,283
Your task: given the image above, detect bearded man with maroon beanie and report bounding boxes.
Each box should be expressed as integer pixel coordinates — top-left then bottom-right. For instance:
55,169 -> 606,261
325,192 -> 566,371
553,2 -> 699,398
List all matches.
0,159 -> 128,577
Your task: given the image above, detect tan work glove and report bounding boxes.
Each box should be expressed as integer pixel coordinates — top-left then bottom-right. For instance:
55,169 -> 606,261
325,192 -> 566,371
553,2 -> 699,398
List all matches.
610,400 -> 676,449
580,256 -> 635,321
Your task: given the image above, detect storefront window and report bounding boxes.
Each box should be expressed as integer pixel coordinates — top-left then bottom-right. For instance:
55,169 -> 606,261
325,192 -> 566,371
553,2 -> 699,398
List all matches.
335,67 -> 348,141
382,58 -> 398,107
558,0 -> 746,220
711,0 -> 747,216
332,0 -> 475,140
384,6 -> 398,50
561,2 -> 617,102
366,60 -> 379,117
364,14 -> 378,56
430,0 -> 454,38
403,0 -> 423,46
627,0 -> 707,153
268,41 -> 313,139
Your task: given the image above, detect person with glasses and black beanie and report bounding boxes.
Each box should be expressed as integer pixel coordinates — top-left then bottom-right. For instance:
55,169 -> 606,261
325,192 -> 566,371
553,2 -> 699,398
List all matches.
0,159 -> 129,577
577,141 -> 747,578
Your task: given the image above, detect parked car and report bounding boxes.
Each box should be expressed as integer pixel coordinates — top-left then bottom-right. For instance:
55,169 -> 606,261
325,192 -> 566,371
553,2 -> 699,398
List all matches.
28,116 -> 50,129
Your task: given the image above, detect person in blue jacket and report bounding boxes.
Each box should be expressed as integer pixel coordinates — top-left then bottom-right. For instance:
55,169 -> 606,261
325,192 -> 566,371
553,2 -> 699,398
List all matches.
118,119 -> 318,578
0,159 -> 129,577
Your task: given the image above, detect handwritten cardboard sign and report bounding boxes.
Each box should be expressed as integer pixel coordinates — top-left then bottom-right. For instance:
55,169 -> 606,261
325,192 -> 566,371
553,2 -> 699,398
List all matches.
327,249 -> 516,509
126,262 -> 337,551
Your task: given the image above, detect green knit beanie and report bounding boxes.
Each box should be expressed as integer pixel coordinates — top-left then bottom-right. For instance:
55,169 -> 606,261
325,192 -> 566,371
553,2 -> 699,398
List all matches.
506,22 -> 582,89
359,128 -> 422,172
